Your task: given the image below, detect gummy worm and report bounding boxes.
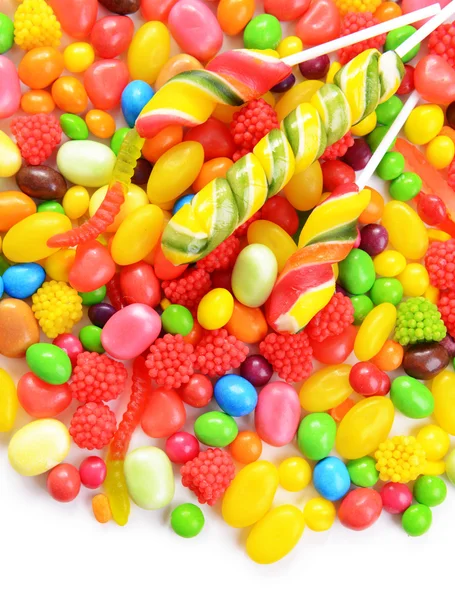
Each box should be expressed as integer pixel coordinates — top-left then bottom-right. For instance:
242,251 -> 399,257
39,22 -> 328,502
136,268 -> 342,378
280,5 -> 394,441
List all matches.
106,273 -> 127,311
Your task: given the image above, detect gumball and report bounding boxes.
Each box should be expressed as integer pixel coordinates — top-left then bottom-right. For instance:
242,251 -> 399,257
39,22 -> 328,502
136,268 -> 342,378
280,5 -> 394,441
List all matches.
229,431 -> 262,464
79,456 -> 107,489
53,333 -> 83,367
396,64 -> 414,95
303,498 -> 336,531
47,464 -> 81,502
88,303 -> 117,328
214,374 -> 258,417
413,475 -> 447,507
183,117 -> 235,160
416,425 -> 450,461
261,195 -> 299,236
244,14 -> 282,50
380,482 -> 413,514
63,42 -> 95,73
416,192 -> 447,226
299,55 -> 330,80
162,305 -> 194,336
402,504 -> 432,536
171,503 -> 205,538
165,432 -> 200,464
338,488 -> 382,531
321,159 -> 355,191
359,224 -> 388,256
343,139 -> 372,171
278,457 -> 312,492
240,355 -> 273,387
349,361 -> 384,396
181,374 -> 213,408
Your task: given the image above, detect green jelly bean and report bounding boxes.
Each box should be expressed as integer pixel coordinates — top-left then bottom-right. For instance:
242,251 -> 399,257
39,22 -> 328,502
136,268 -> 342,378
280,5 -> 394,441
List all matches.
194,411 -> 238,447
338,249 -> 375,295
79,325 -> 104,353
376,151 -> 405,181
37,201 -> 65,215
367,125 -> 396,152
0,255 -> 11,276
351,294 -> 374,325
80,286 -> 107,306
375,95 -> 403,126
0,13 -> 14,54
162,304 -> 193,336
346,456 -> 379,488
171,503 -> 205,538
297,413 -> 336,461
402,504 -> 432,536
26,343 -> 72,385
389,172 -> 422,201
244,14 -> 282,50
445,449 -> 455,486
111,127 -> 131,155
413,475 -> 447,507
370,278 -> 403,306
124,447 -> 174,510
390,375 -> 434,418
385,25 -> 419,63
60,114 -> 89,140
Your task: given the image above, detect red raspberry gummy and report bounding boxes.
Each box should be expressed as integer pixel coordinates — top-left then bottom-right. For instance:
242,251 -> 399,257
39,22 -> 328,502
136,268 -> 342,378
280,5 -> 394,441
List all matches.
162,268 -> 211,309
195,328 -> 249,377
230,98 -> 279,161
196,235 -> 240,273
259,331 -> 313,384
181,448 -> 235,505
425,239 -> 455,291
145,334 -> 196,389
10,113 -> 62,165
428,23 -> 455,68
70,352 -> 128,404
70,402 -> 116,450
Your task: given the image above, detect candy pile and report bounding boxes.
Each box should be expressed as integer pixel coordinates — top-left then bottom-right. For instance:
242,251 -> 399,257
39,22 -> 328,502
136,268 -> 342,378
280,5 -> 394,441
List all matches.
2,0 -> 455,566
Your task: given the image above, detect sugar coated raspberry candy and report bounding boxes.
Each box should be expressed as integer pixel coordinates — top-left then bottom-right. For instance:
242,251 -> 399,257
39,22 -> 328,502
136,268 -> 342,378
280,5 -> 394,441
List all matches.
162,268 -> 211,309
181,447 -> 235,505
195,328 -> 249,377
321,132 -> 355,161
32,281 -> 83,339
394,297 -> 446,345
306,292 -> 354,342
338,12 -> 386,65
230,98 -> 279,162
428,23 -> 455,69
335,0 -> 381,16
145,334 -> 196,389
425,239 -> 455,291
70,402 -> 116,450
438,291 -> 455,338
196,236 -> 240,273
259,331 -> 313,384
70,351 -> 128,403
10,113 -> 62,165
14,0 -> 62,51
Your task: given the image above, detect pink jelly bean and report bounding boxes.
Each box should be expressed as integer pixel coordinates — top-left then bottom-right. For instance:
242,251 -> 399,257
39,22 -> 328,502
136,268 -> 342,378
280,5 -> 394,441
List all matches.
255,382 -> 301,447
79,456 -> 107,489
415,54 -> 455,105
402,0 -> 451,27
101,303 -> 161,360
53,333 -> 83,367
264,0 -> 311,21
83,60 -> 130,110
168,0 -> 223,63
141,0 -> 180,21
0,56 -> 21,119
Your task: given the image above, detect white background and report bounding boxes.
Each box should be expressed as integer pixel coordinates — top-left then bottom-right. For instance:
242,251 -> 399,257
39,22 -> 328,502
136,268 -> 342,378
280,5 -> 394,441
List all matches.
1,0 -> 455,598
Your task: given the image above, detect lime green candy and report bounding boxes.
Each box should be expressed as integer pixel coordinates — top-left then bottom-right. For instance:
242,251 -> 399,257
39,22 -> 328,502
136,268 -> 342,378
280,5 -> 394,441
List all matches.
124,447 -> 174,510
60,114 -> 89,140
26,343 -> 72,385
413,475 -> 447,507
171,503 -> 205,538
347,456 -> 379,487
390,375 -> 434,418
385,26 -> 419,63
79,325 -> 104,353
402,504 -> 432,536
338,249 -> 375,295
244,15 -> 282,50
194,411 -> 238,447
297,413 -> 336,461
351,294 -> 374,324
445,449 -> 455,485
376,96 -> 403,126
389,172 -> 422,201
0,13 -> 14,54
162,304 -> 193,336
111,128 -> 131,155
370,278 -> 403,306
376,152 -> 405,181
37,201 -> 65,215
367,125 -> 396,152
80,286 -> 107,306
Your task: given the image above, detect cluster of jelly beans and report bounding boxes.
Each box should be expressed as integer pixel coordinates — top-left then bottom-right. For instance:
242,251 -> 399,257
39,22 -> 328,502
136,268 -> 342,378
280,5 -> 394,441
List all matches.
2,0 -> 455,566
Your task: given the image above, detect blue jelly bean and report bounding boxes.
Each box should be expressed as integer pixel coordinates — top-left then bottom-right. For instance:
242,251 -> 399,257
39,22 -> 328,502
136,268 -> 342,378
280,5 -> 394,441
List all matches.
173,194 -> 195,215
121,80 -> 154,128
214,374 -> 258,417
313,456 -> 351,501
2,263 -> 46,299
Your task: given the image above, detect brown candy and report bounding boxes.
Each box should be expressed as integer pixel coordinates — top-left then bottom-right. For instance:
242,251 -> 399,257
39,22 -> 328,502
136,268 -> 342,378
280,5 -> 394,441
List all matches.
403,342 -> 450,380
131,158 -> 152,186
0,298 -> 40,358
98,0 -> 140,14
16,165 -> 67,201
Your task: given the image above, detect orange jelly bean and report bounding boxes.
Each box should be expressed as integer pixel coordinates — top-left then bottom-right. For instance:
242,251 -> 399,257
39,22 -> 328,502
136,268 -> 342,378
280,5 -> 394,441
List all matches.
141,125 -> 183,164
52,77 -> 88,114
226,300 -> 268,344
183,321 -> 204,346
230,431 -> 262,464
192,157 -> 234,193
18,47 -> 64,89
155,53 -> 203,90
370,340 -> 404,372
359,186 -> 384,224
21,90 -> 55,114
85,110 -> 116,139
374,1 -> 402,21
0,191 -> 37,231
329,398 -> 356,423
217,0 -> 256,36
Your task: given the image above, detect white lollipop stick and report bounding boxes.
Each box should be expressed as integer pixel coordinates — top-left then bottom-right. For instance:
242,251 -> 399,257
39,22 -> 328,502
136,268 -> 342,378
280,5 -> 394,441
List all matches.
282,4 -> 440,67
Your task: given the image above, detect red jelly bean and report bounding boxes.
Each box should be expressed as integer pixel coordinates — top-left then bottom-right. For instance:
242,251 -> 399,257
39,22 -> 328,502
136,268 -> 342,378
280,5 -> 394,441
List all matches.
69,240 -> 116,293
141,0 -> 179,21
416,192 -> 447,226
261,195 -> 299,236
79,456 -> 107,489
338,488 -> 383,531
47,464 -> 81,502
264,0 -> 311,21
165,431 -> 200,463
17,372 -> 72,418
181,373 -> 213,408
380,482 -> 413,514
141,387 -> 187,438
396,64 -> 415,96
183,117 -> 236,161
90,16 -> 135,59
120,261 -> 161,307
349,361 -> 385,396
53,333 -> 83,366
310,324 -> 357,365
321,159 -> 356,192
296,0 -> 340,46
83,60 -> 129,110
48,0 -> 98,39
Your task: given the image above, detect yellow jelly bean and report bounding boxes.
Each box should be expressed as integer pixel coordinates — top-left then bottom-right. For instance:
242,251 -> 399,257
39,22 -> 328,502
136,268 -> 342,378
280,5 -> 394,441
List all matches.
262,91 -> 276,108
421,460 -> 446,476
397,263 -> 429,297
63,186 -> 90,220
276,80 -> 324,122
425,135 -> 455,169
278,457 -> 312,492
147,142 -> 204,209
111,204 -> 164,266
222,461 -> 278,528
63,42 -> 95,73
3,212 -> 71,263
373,250 -> 406,277
432,370 -> 455,435
277,36 -> 303,57
284,160 -> 323,211
303,498 -> 336,532
197,288 -> 234,330
416,425 -> 450,461
381,201 -> 429,260
326,61 -> 341,84
351,111 -> 377,136
127,22 -> 171,85
8,419 -> 70,476
428,229 -> 451,242
336,396 -> 394,460
424,283 -> 439,304
0,369 -> 19,432
212,103 -> 239,124
354,303 -> 396,361
404,104 -> 444,145
0,131 -> 22,177
44,248 -> 76,282
90,183 -> 149,232
247,220 -> 297,272
246,505 -> 305,565
299,364 -> 352,412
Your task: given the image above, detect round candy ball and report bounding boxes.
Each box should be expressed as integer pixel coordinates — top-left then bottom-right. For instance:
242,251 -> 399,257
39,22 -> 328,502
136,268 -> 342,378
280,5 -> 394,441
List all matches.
413,475 -> 447,507
162,304 -> 194,336
214,374 -> 258,417
47,463 -> 81,502
229,431 -> 262,464
369,278 -> 403,306
313,456 -> 350,501
181,373 -> 213,408
343,139 -> 372,171
402,503 -> 432,536
165,432 -> 200,464
338,488 -> 382,531
88,302 -> 117,328
79,456 -> 107,489
244,15 -> 282,50
376,151 -> 405,181
380,482 -> 413,514
359,224 -> 388,256
278,456 -> 312,492
298,55 -> 330,80
347,456 -> 379,487
240,354 -> 273,387
52,333 -> 83,367
303,498 -> 336,532
171,503 -> 205,538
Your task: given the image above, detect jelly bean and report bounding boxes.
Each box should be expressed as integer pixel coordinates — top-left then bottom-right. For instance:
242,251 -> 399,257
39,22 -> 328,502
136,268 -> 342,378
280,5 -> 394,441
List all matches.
349,361 -> 386,396
414,475 -> 447,507
222,461 -> 278,527
193,158 -> 233,193
84,60 -> 129,111
52,76 -> 88,114
141,388 -> 186,438
244,14 -> 282,50
121,81 -> 154,128
0,369 -> 18,433
275,80 -> 323,121
373,250 -> 406,277
21,90 -> 55,114
403,343 -> 449,380
214,374 -> 258,417
416,425 -> 450,461
120,262 -> 160,308
426,135 -> 455,169
232,244 -> 277,308
8,419 -> 70,477
85,110 -> 116,139
48,0 -> 98,39
354,303 -> 397,361
88,303 -> 116,329
62,186 -> 89,220
0,13 -> 13,54
79,456 -> 107,489
57,141 -> 116,188
338,249 -> 375,295
112,205 -> 164,266
385,25 -> 419,63
261,196 -> 299,237
405,105 -> 444,145
376,96 -> 403,126
370,278 -> 403,306
217,0 -> 255,36
284,161 -> 323,211
155,54 -> 203,90
359,223 -> 388,257
278,457 -> 311,492
26,343 -> 72,385
53,333 -> 83,366
391,376 -> 434,418
313,456 -> 350,501
299,55 -> 330,81
264,0 -> 311,21
2,263 -> 45,299
297,413 -> 336,461
17,372 -> 71,418
416,192 -> 447,227
247,220 -> 297,272
124,447 -> 174,510
303,498 -> 336,531
147,142 -> 204,209
239,356 -> 272,388
246,505 -> 305,565
141,0 -> 180,21
128,22 -> 170,85
3,213 -> 71,263
44,249 -> 76,283
194,411 -> 238,447
63,43 -> 94,73
371,339 -> 404,371
165,432 -> 200,464
310,324 -> 357,365
389,172 -> 422,201
376,151 -> 405,181
69,240 -> 115,293
296,0 -> 340,46
90,183 -> 148,233
171,503 -> 204,538
99,0 -> 141,14
397,263 -> 430,298
255,382 -> 301,447
0,134 -> 22,178
169,0 -> 223,62
181,373 -> 212,408
339,488 -> 382,531
445,449 -> 455,485
347,456 -> 379,488
184,118 -> 235,161
197,288 -> 233,330
0,299 -> 40,358
230,431 -> 262,464
351,111 -> 377,136
299,364 -> 352,412
101,304 -> 161,360
79,287 -> 107,307
161,304 -> 192,335
60,114 -> 89,140
432,370 -> 455,434
90,16 -> 134,59
226,301 -> 268,344
17,48 -> 63,90
16,165 -> 66,201
402,503 -> 432,536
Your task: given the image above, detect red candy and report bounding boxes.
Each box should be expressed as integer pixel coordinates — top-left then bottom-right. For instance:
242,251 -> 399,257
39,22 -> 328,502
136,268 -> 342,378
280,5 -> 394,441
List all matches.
17,372 -> 72,418
438,290 -> 455,337
414,55 -> 455,104
69,240 -> 116,294
154,244 -> 188,281
296,0 -> 341,46
53,333 -> 83,367
261,196 -> 299,236
70,402 -> 117,450
428,23 -> 455,68
338,488 -> 383,531
425,239 -> 455,290
141,387 -> 186,437
162,268 -> 211,309
145,334 -> 196,389
141,0 -> 180,21
90,16 -> 135,59
396,64 -> 415,95
48,0 -> 98,39
195,328 -> 249,377
416,192 -> 447,226
264,0 -> 311,21
196,236 -> 240,273
306,292 -> 354,342
181,373 -> 213,408
120,261 -> 161,307
181,447 -> 235,505
380,482 -> 413,514
10,114 -> 62,166
310,324 -> 357,364
230,98 -> 279,162
70,351 -> 128,404
183,117 -> 236,160
338,12 -> 386,65
83,60 -> 129,110
259,331 -> 313,384
321,160 -> 356,191
79,456 -> 107,489
165,431 -> 200,463
349,361 -> 386,396
321,132 -> 355,161
47,464 -> 81,503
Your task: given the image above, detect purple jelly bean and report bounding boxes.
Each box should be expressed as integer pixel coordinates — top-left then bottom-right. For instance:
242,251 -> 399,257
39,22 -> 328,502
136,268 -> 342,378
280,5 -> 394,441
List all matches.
343,138 -> 372,171
240,354 -> 273,387
359,224 -> 389,256
88,302 -> 117,328
271,73 -> 296,93
298,55 -> 330,80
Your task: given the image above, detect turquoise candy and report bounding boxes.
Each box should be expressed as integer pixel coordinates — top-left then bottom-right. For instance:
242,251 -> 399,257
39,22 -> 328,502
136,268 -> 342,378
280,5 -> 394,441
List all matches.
297,413 -> 336,461
60,114 -> 89,140
194,411 -> 238,447
26,343 -> 72,385
338,249 -> 375,294
390,375 -> 434,418
124,447 -> 175,510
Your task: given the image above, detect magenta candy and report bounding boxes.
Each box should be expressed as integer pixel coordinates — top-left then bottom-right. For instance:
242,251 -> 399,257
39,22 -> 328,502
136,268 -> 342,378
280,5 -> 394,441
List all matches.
359,224 -> 389,256
168,0 -> 223,63
79,456 -> 107,489
240,355 -> 273,387
88,303 -> 117,328
0,56 -> 21,119
90,16 -> 135,59
271,73 -> 296,94
83,60 -> 129,110
380,482 -> 413,514
165,431 -> 200,463
264,0 -> 311,21
255,381 -> 300,447
119,261 -> 161,307
298,55 -> 330,80
53,333 -> 83,366
343,139 -> 372,171
101,303 -> 161,360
